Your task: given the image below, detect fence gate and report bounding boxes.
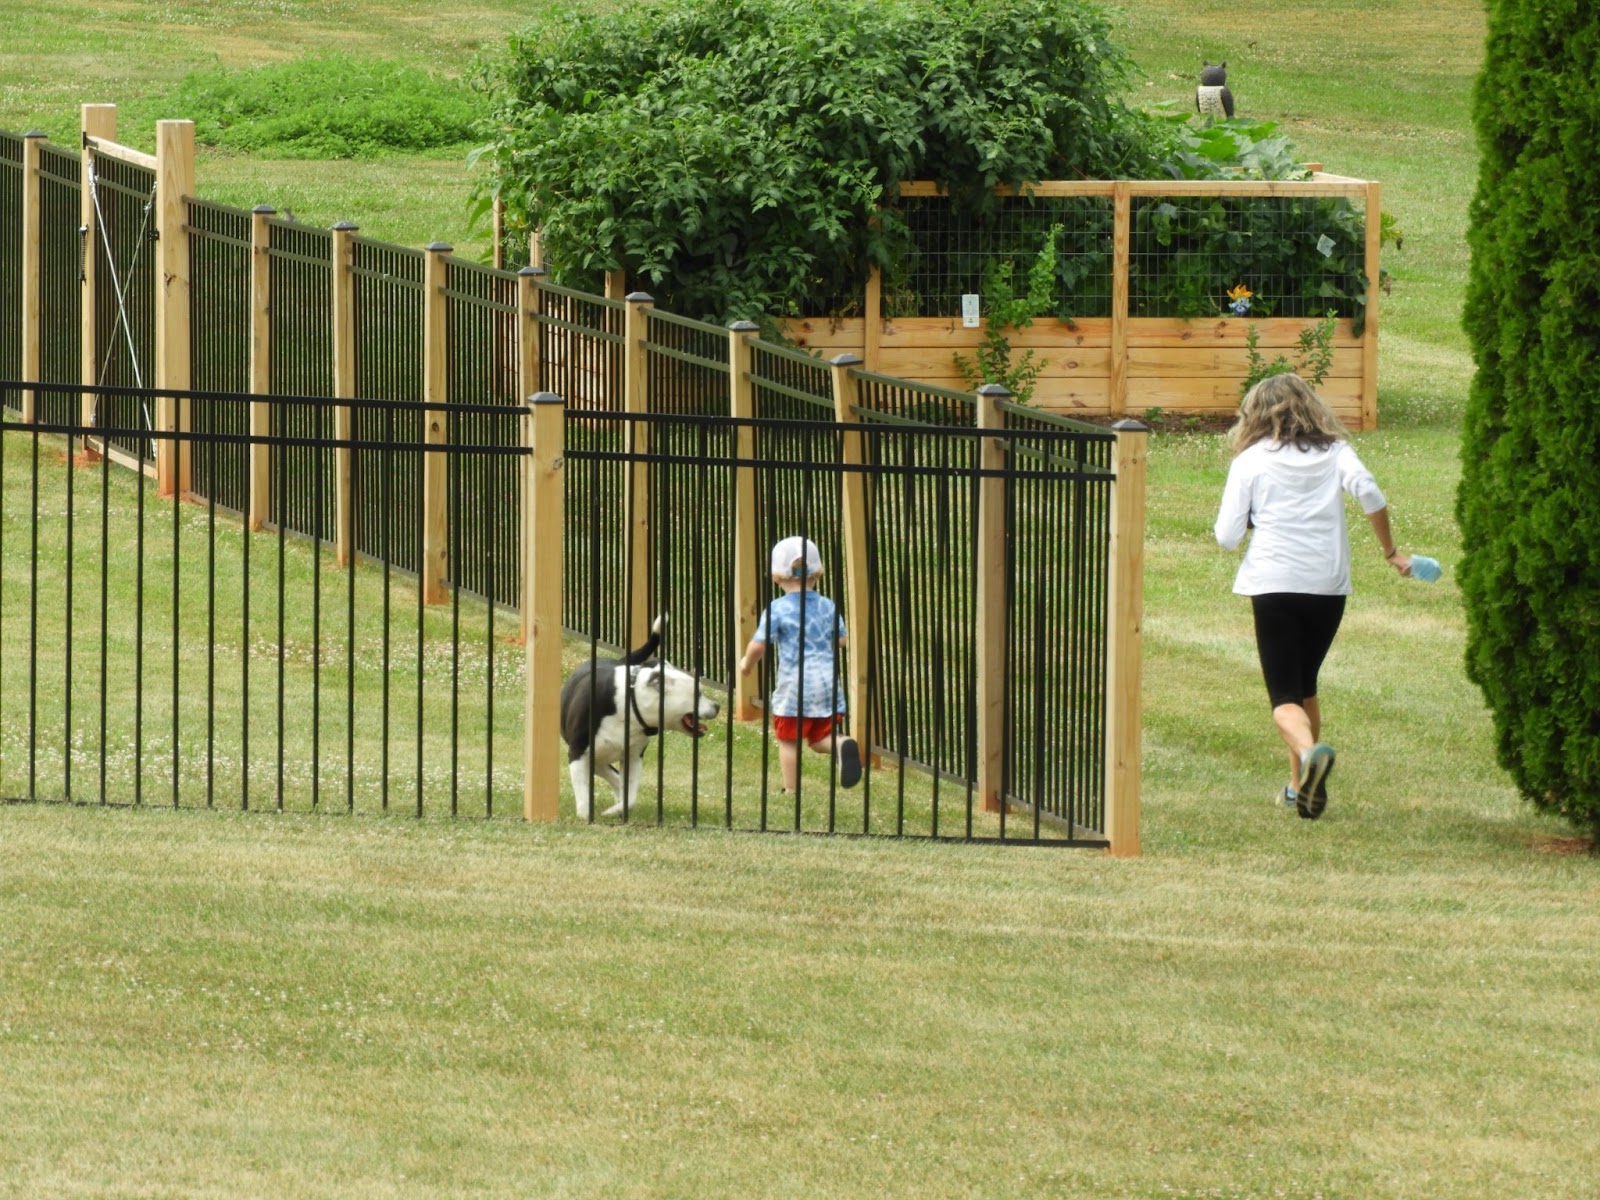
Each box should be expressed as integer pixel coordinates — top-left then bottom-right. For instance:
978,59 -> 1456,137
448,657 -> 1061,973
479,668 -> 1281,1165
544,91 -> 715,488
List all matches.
83,134 -> 158,465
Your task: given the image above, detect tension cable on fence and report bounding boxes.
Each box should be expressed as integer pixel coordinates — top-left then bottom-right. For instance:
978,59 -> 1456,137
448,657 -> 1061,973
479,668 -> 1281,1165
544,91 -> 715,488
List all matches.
85,149 -> 157,435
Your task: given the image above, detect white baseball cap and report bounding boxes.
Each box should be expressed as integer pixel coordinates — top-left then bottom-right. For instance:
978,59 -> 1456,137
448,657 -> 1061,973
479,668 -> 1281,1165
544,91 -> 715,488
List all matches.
770,536 -> 823,578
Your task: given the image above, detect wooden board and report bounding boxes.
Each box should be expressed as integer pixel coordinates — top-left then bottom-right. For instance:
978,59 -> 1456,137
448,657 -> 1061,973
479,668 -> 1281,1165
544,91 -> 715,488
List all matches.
1128,346 -> 1362,378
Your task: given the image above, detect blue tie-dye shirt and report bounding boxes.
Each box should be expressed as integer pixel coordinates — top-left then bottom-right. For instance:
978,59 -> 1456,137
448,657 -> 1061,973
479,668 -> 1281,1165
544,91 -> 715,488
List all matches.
753,590 -> 847,718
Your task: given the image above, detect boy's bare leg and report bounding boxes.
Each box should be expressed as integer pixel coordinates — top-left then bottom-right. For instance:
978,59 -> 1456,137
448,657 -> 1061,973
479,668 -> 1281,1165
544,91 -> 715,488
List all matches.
777,738 -> 801,792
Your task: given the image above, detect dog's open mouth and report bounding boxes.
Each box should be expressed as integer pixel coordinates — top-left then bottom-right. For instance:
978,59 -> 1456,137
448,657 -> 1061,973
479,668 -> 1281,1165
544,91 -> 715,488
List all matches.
680,714 -> 709,737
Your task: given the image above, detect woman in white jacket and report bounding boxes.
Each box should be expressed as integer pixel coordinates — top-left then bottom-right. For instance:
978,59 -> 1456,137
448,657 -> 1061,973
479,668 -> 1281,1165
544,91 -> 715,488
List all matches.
1214,374 -> 1415,819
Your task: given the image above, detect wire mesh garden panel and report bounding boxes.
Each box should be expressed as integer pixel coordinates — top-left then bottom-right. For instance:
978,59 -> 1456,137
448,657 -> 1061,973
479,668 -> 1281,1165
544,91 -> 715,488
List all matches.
0,133 -> 20,416
1127,192 -> 1369,323
187,198 -> 252,513
891,192 -> 1115,320
351,237 -> 425,574
86,149 -> 155,460
0,382 -> 528,820
444,257 -> 522,610
266,219 -> 334,542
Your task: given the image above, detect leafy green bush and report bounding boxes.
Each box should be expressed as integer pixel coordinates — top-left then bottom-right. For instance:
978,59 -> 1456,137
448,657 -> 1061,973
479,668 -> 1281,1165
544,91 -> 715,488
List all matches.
1237,312 -> 1337,398
1458,0 -> 1600,837
473,0 -> 1161,321
954,225 -> 1062,401
166,55 -> 484,159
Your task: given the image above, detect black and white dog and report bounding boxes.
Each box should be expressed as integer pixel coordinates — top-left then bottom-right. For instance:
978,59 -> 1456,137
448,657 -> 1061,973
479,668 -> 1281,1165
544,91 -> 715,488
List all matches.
559,616 -> 719,820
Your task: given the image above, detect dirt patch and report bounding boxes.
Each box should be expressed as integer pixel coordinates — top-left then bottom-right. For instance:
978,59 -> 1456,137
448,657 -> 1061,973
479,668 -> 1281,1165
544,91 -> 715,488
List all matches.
1530,833 -> 1596,856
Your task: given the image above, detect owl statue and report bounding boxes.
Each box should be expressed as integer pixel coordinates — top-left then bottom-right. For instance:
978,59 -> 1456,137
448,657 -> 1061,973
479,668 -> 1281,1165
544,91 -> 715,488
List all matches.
1196,61 -> 1235,120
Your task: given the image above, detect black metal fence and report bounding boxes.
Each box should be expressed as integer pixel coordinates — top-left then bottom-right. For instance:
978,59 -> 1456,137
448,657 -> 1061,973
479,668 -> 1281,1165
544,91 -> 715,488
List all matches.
187,198 -> 252,512
560,402 -> 1116,840
0,382 -> 527,818
2,380 -> 1123,843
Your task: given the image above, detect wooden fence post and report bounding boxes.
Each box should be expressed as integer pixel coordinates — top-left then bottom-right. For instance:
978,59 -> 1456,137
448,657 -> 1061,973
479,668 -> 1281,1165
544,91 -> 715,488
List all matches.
729,319 -> 762,721
80,104 -> 116,438
1104,419 -> 1147,858
154,119 -> 194,498
421,241 -> 451,604
1109,181 -> 1131,420
517,267 -> 546,644
829,353 -> 871,759
974,383 -> 1010,814
330,222 -> 357,566
248,205 -> 273,532
864,264 -> 883,374
1361,181 -> 1383,432
623,291 -> 654,647
524,391 -> 566,821
19,132 -> 44,424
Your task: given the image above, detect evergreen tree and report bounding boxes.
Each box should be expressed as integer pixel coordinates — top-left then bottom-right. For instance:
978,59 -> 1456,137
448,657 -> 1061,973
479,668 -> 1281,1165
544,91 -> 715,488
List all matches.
1458,0 -> 1600,835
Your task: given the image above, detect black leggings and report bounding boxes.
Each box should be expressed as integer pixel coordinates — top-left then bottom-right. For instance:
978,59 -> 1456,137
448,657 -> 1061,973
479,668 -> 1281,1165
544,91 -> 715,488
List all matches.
1250,593 -> 1347,709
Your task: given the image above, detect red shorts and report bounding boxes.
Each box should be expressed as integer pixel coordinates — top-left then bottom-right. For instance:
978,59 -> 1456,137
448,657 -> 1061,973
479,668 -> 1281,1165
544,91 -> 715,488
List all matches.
773,715 -> 838,745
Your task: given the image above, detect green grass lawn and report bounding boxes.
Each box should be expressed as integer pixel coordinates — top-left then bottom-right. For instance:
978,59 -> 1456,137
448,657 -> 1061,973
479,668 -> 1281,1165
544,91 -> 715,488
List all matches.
4,1 -> 1600,1198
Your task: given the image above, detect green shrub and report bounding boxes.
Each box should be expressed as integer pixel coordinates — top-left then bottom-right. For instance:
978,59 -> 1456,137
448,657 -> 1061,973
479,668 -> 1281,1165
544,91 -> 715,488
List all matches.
165,54 -> 484,158
472,0 -> 1162,322
1458,0 -> 1600,837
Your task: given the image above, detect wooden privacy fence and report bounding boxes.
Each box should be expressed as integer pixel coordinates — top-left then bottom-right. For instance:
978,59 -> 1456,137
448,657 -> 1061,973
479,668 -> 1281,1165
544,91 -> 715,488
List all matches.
1,108 -> 1148,852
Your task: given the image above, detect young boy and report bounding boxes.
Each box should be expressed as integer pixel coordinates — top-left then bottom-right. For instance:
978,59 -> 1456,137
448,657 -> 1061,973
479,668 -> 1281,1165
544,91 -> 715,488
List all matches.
738,536 -> 862,792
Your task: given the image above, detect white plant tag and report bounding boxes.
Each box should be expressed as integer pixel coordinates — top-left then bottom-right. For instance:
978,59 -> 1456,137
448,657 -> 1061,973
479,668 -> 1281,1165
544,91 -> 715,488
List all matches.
961,293 -> 981,328
1316,234 -> 1336,258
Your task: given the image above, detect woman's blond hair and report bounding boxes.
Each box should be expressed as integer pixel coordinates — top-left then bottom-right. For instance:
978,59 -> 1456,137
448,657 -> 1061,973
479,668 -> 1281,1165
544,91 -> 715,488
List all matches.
1228,373 -> 1348,454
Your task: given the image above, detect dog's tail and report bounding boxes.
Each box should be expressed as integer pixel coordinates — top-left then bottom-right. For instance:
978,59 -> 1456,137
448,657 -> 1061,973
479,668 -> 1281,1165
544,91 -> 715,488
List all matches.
620,612 -> 667,666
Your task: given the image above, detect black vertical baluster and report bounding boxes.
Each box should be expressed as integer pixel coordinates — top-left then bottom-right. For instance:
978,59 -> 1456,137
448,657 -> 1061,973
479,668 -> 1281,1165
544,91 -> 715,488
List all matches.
484,434 -> 495,820
346,403 -> 357,815
416,415 -> 425,820
134,433 -> 146,806
241,421 -> 251,812
382,403 -> 392,812
450,403 -> 461,818
690,418 -> 707,830
722,412 -> 737,831
276,410 -> 286,811
312,401 -> 323,810
99,431 -> 109,804
28,427 -> 38,799
64,406 -> 75,801
0,415 -> 6,797
207,436 -> 216,809
172,415 -> 181,809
